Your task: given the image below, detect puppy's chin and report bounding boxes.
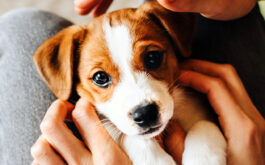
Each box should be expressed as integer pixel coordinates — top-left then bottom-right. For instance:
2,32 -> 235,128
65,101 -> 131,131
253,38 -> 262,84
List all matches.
138,123 -> 168,139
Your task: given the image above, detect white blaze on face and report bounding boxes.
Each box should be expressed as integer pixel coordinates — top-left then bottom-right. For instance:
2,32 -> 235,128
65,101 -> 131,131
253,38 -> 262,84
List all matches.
95,21 -> 174,136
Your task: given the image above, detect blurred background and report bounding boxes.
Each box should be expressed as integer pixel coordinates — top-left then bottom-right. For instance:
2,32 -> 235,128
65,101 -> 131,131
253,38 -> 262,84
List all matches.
0,0 -> 264,24
0,0 -> 141,24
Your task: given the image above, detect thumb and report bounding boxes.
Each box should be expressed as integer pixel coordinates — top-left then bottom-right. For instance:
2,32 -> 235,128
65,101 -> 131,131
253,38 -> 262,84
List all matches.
72,98 -> 119,154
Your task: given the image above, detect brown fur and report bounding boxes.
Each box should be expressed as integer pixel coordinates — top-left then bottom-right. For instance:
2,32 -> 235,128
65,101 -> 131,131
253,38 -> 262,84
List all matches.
34,1 -> 195,105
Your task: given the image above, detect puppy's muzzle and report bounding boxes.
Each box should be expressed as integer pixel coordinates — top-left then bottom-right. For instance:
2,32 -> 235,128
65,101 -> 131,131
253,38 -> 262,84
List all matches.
131,102 -> 159,128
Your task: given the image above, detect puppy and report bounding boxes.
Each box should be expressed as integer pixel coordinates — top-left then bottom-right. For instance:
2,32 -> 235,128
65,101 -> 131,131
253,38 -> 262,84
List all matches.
34,1 -> 227,165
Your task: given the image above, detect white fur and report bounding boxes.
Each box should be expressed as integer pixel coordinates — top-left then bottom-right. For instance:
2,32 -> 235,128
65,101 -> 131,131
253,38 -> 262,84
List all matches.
94,21 -> 176,165
183,120 -> 227,165
97,21 -> 174,137
94,21 -> 227,165
122,136 -> 176,165
172,88 -> 227,165
102,119 -> 176,165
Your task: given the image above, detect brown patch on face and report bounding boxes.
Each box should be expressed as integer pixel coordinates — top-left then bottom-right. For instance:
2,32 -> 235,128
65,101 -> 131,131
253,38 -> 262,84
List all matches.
76,18 -> 120,103
74,2 -> 194,103
33,1 -> 194,105
102,8 -> 180,92
131,21 -> 179,91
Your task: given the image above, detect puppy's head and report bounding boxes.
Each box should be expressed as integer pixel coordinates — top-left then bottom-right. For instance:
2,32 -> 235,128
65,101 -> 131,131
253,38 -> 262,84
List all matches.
34,1 -> 195,138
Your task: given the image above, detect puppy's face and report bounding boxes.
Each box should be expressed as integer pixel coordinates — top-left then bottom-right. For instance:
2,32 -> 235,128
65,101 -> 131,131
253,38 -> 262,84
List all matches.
34,2 -> 195,138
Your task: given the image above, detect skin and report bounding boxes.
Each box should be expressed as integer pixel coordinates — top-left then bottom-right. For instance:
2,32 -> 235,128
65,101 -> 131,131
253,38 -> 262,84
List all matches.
31,1 -> 265,164
31,60 -> 265,165
157,0 -> 257,20
178,60 -> 265,165
74,0 -> 113,17
74,0 -> 258,20
31,99 -> 132,165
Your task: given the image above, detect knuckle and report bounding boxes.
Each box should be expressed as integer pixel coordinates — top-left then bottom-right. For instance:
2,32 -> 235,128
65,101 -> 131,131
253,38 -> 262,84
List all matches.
209,78 -> 224,89
244,119 -> 259,143
31,140 -> 48,158
72,107 -> 88,120
221,64 -> 237,75
50,100 -> 66,110
40,118 -> 58,135
246,120 -> 257,134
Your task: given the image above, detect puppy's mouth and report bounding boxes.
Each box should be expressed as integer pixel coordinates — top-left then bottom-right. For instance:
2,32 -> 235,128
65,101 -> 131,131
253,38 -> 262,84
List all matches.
140,125 -> 162,135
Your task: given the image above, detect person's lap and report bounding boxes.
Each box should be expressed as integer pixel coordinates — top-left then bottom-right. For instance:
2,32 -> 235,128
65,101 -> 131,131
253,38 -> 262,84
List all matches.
0,9 -> 72,165
0,4 -> 264,165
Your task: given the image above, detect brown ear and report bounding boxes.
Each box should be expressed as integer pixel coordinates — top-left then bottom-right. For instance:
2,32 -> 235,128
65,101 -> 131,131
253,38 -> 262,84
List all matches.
140,1 -> 196,57
34,25 -> 87,100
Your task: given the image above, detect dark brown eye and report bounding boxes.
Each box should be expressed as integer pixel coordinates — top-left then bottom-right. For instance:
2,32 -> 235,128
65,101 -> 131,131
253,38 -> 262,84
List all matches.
92,71 -> 112,88
144,51 -> 163,70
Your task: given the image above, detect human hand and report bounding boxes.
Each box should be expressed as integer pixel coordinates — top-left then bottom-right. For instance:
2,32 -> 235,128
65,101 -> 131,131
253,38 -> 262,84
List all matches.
157,0 -> 258,20
31,98 -> 132,165
173,59 -> 265,165
74,0 -> 113,17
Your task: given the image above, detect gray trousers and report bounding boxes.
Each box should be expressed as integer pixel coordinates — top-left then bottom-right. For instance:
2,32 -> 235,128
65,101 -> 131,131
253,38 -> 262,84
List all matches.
0,5 -> 264,165
0,9 -> 72,165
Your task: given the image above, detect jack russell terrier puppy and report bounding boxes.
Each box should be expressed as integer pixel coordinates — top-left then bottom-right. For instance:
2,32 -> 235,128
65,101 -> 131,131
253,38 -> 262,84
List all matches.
34,1 -> 227,165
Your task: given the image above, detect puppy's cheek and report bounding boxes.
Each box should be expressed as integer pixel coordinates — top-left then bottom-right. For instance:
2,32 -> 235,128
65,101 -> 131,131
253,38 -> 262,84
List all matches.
160,97 -> 174,124
95,104 -> 140,135
150,80 -> 175,125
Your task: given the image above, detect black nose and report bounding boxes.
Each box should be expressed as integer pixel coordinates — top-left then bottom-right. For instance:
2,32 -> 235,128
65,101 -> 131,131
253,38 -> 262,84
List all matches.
132,103 -> 159,127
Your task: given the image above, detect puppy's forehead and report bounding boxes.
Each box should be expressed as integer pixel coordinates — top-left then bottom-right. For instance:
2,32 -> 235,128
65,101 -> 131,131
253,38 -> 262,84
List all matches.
101,9 -> 169,67
103,19 -> 133,71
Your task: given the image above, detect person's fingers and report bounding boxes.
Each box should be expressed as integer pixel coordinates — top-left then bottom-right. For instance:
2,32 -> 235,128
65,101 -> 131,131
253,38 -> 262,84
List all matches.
157,0 -> 257,20
180,60 -> 248,103
75,7 -> 94,15
72,98 -> 121,155
41,100 -> 92,164
178,70 -> 248,135
74,0 -> 100,9
180,60 -> 263,124
43,100 -> 74,122
164,120 -> 185,165
31,160 -> 39,165
31,136 -> 66,165
157,0 -> 224,14
91,0 -> 113,17
74,0 -> 101,15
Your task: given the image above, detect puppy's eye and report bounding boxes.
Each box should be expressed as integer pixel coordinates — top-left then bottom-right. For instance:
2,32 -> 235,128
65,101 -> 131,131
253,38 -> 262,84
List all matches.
144,51 -> 163,70
92,71 -> 112,88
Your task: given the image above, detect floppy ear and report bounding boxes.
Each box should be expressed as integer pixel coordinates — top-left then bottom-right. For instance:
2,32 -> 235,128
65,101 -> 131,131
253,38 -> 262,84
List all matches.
34,25 -> 87,100
140,1 -> 196,57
